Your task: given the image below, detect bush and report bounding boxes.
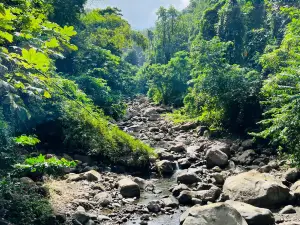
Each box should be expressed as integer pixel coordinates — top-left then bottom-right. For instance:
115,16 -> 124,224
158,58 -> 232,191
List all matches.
14,154 -> 77,177
61,100 -> 155,169
0,180 -> 54,225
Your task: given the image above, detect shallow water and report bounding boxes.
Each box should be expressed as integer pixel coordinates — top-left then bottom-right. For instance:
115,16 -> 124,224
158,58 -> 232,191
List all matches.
126,171 -> 183,225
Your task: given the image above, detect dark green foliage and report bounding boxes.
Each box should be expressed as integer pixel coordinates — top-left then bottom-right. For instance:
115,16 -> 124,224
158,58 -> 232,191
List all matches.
0,180 -> 53,225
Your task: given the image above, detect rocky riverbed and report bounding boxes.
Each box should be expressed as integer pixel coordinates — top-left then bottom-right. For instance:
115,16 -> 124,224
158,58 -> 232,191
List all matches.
38,97 -> 300,225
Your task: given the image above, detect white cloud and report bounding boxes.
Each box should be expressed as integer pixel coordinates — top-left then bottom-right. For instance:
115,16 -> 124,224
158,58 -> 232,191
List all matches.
179,0 -> 190,9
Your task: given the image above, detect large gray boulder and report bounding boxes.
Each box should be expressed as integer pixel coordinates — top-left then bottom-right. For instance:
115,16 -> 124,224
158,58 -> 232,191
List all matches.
226,200 -> 275,225
223,170 -> 291,208
180,203 -> 248,225
118,178 -> 140,198
206,148 -> 228,168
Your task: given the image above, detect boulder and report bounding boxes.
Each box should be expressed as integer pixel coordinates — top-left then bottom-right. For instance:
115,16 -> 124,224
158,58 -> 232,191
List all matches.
73,207 -> 90,224
284,168 -> 300,183
235,150 -> 256,165
161,197 -> 179,208
174,122 -> 198,131
172,184 -> 190,197
147,200 -> 161,213
177,171 -> 201,185
226,200 -> 275,225
180,203 -> 248,225
178,158 -> 192,169
118,178 -> 140,198
156,160 -> 174,175
169,143 -> 186,153
94,192 -> 112,207
177,190 -> 195,205
84,170 -> 101,182
223,170 -> 291,208
206,148 -> 228,168
241,139 -> 255,149
20,177 -> 35,185
279,205 -> 296,214
195,186 -> 222,203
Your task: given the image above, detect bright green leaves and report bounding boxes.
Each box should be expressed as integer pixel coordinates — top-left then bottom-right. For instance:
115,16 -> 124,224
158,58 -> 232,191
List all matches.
0,31 -> 13,42
44,38 -> 60,48
14,135 -> 40,146
43,90 -> 51,98
21,48 -> 50,72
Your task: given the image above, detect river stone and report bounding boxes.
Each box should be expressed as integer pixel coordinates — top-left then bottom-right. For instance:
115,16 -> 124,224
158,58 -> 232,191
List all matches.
206,148 -> 228,168
118,178 -> 140,198
279,205 -> 296,214
169,143 -> 186,153
73,207 -> 90,224
223,170 -> 291,208
195,186 -> 222,202
161,197 -> 179,208
177,171 -> 201,184
235,150 -> 256,165
178,190 -> 195,205
284,168 -> 300,183
156,160 -> 174,175
226,200 -> 275,225
94,192 -> 112,207
84,170 -> 101,181
180,203 -> 248,225
172,184 -> 190,197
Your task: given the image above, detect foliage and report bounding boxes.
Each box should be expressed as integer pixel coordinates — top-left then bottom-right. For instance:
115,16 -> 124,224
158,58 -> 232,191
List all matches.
14,154 -> 77,176
0,179 -> 54,225
252,8 -> 300,162
14,135 -> 40,146
142,51 -> 191,106
61,100 -> 155,169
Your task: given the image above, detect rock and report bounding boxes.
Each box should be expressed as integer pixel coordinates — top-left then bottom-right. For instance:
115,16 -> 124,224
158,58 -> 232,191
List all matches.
91,183 -> 106,191
156,160 -> 174,175
197,126 -> 208,136
195,186 -> 222,203
206,148 -> 228,168
178,190 -> 195,205
174,122 -> 198,131
143,107 -> 158,116
226,200 -> 275,225
172,184 -> 190,197
84,170 -> 101,181
212,173 -> 225,185
177,171 -> 201,185
178,158 -> 191,169
241,139 -> 255,149
118,178 -> 140,198
133,177 -> 148,189
258,165 -> 272,173
169,143 -> 186,153
97,215 -> 111,222
279,222 -> 300,225
156,150 -> 175,161
223,170 -> 291,208
20,177 -> 35,185
284,168 -> 300,183
235,150 -> 256,165
73,207 -> 90,224
161,197 -> 179,208
187,145 -> 205,153
67,173 -> 84,182
180,203 -> 248,225
279,205 -> 296,214
94,192 -> 112,207
147,200 -> 161,213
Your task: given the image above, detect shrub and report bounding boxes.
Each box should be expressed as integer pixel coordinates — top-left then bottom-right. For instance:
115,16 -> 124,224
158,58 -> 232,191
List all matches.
14,154 -> 77,177
0,179 -> 54,225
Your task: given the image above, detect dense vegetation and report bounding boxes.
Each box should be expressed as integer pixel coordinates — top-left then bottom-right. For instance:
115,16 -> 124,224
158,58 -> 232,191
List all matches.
1,0 -> 300,224
140,0 -> 300,161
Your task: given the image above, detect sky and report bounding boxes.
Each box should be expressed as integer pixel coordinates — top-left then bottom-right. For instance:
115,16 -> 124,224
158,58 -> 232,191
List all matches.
85,0 -> 190,30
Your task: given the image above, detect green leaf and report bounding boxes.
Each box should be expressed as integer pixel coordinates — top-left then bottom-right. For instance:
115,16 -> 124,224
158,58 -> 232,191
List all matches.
0,31 -> 13,42
21,48 -> 50,72
43,90 -> 51,98
45,38 -> 60,48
